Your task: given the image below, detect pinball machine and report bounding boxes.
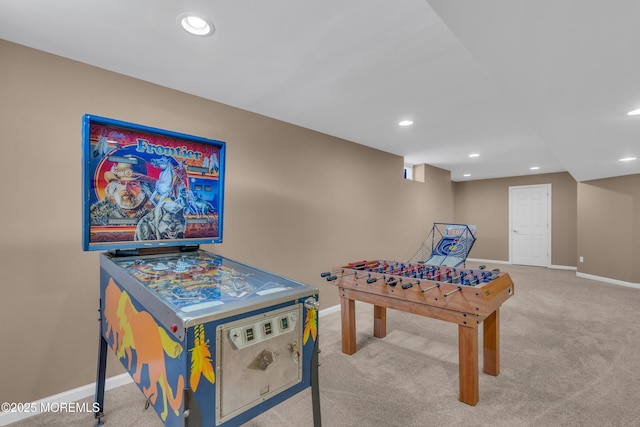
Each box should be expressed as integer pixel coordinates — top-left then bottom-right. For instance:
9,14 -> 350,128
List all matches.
82,115 -> 320,427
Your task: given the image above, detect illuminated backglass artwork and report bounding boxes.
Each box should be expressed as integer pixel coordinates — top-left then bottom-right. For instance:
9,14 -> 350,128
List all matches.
82,115 -> 226,251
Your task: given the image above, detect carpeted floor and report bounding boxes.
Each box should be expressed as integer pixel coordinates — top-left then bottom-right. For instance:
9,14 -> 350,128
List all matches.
8,262 -> 640,426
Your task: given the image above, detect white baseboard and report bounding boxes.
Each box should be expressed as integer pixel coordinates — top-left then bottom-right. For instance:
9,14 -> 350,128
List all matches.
319,304 -> 341,317
0,373 -> 133,426
466,258 -> 510,265
576,272 -> 640,290
469,259 -> 637,288
0,308 -> 337,426
468,258 -> 577,271
550,265 -> 577,271
468,259 -> 637,288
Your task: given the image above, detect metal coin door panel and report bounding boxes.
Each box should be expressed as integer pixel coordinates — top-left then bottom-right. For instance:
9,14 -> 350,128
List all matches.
216,304 -> 303,424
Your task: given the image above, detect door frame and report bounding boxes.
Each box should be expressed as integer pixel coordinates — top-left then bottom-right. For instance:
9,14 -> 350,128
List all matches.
508,183 -> 552,267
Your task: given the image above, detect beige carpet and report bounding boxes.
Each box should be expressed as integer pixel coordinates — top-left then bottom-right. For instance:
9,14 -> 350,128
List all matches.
9,262 -> 640,427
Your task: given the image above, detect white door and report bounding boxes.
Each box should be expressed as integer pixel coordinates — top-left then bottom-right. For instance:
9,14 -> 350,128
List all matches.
509,184 -> 550,267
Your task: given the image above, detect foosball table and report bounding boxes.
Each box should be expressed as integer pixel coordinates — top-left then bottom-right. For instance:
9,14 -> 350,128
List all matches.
321,260 -> 514,406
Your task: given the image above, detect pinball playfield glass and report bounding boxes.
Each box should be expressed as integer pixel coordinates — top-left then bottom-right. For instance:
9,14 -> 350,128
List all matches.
108,250 -> 316,319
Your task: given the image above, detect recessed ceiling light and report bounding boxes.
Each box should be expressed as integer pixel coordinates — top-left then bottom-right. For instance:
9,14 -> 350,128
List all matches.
398,120 -> 413,126
619,157 -> 637,162
627,109 -> 640,116
530,166 -> 540,170
469,153 -> 479,158
178,13 -> 214,36
463,173 -> 471,177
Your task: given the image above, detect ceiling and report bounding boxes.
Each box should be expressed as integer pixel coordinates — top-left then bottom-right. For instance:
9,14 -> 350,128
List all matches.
1,0 -> 639,182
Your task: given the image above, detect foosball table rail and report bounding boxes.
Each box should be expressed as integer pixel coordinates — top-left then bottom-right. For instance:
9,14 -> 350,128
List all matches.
321,260 -> 513,321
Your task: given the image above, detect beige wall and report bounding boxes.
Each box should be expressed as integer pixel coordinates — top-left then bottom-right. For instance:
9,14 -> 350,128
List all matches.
577,175 -> 640,283
454,172 -> 578,267
0,40 -> 453,403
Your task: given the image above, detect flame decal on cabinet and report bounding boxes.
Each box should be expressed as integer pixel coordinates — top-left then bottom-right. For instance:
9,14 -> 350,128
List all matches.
303,306 -> 317,344
104,279 -> 185,421
189,323 -> 215,391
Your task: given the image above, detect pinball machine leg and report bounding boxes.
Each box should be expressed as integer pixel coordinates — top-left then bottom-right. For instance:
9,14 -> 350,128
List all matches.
311,335 -> 322,427
94,311 -> 108,425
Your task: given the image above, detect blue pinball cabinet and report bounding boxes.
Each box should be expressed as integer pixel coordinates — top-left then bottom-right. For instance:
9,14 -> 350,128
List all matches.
81,115 -> 320,427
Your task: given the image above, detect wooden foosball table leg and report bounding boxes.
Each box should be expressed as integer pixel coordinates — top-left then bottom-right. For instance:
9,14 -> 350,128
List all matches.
458,324 -> 479,406
373,305 -> 387,338
483,309 -> 500,376
341,295 -> 357,355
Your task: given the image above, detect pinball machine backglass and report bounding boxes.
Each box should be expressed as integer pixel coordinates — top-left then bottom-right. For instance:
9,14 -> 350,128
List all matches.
82,114 -> 225,251
81,115 -> 320,427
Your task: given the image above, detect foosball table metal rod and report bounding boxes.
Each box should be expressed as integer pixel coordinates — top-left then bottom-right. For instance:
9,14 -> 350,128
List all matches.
444,286 -> 462,297
420,282 -> 440,293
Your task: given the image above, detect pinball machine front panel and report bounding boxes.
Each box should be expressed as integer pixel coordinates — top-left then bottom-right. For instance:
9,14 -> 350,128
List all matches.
215,304 -> 304,424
